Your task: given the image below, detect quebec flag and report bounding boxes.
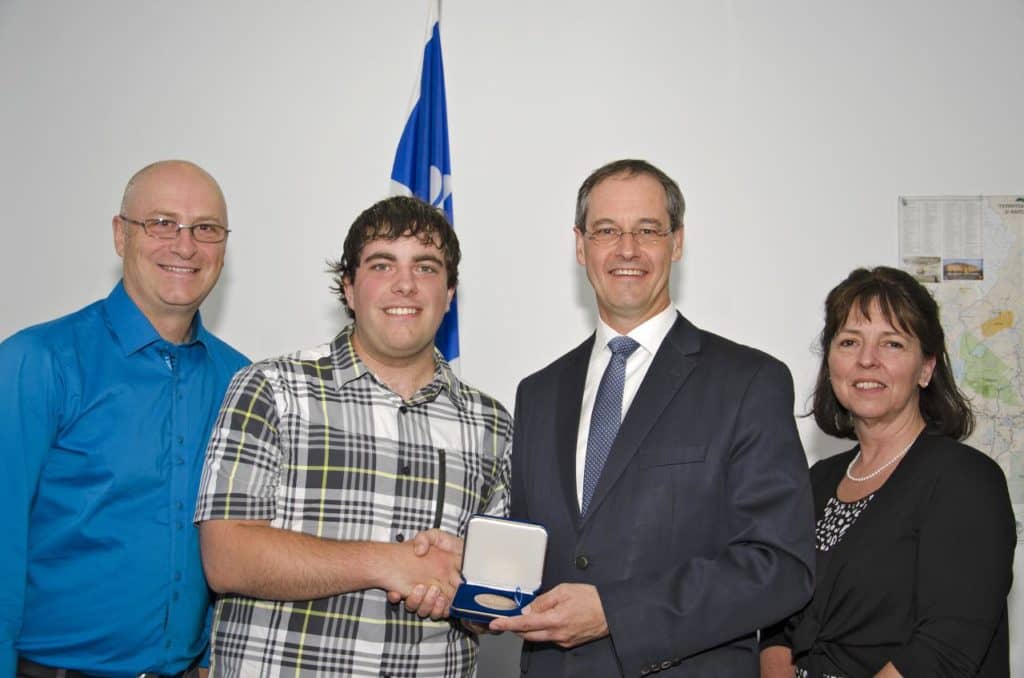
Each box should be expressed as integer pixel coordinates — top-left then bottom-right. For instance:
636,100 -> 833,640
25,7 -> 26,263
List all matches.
390,0 -> 459,363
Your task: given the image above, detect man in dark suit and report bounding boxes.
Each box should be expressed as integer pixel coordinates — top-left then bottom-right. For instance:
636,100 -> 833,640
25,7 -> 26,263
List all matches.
489,159 -> 815,677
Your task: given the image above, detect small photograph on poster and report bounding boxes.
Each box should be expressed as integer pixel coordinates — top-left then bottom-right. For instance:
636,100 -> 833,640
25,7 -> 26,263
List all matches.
898,196 -> 984,283
943,258 -> 984,280
902,255 -> 941,283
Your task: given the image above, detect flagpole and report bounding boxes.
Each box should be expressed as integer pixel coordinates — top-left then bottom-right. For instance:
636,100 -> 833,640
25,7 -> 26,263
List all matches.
390,0 -> 460,367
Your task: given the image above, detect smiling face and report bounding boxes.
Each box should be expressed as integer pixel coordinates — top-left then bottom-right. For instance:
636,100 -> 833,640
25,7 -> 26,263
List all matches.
827,298 -> 937,433
113,161 -> 228,340
575,173 -> 683,334
342,234 -> 454,371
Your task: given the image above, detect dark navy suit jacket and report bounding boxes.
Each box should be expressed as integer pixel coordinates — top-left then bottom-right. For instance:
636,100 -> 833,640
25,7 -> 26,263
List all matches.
511,313 -> 815,677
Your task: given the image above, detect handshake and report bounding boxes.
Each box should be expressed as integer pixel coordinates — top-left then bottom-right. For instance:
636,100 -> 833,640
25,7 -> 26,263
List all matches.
382,529 -> 466,621
378,525 -> 608,648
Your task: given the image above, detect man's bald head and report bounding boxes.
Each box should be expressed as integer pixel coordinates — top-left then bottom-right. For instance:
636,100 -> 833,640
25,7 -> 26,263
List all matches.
120,160 -> 227,221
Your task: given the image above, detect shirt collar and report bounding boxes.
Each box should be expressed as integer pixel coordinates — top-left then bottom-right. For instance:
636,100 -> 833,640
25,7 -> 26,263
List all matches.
594,303 -> 677,357
104,280 -> 206,355
330,324 -> 468,411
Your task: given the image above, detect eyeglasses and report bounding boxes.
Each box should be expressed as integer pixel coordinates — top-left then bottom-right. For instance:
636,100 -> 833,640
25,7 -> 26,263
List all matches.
119,215 -> 230,243
585,226 -> 672,246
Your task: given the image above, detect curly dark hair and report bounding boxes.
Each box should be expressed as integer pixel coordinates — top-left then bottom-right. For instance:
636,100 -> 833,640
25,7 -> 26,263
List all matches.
812,266 -> 974,440
328,196 -> 460,319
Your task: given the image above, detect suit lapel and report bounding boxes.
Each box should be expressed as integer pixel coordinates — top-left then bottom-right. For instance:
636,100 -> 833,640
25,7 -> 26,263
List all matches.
556,335 -> 594,528
583,314 -> 700,522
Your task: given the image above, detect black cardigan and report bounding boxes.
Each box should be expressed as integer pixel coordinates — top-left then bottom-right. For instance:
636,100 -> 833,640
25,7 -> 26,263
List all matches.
762,430 -> 1015,677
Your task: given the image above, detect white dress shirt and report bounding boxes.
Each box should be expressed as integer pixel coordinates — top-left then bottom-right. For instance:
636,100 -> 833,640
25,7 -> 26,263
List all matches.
575,304 -> 678,507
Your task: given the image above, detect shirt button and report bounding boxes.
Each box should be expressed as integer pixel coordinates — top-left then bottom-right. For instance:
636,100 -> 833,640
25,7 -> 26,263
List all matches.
177,435 -> 184,444
400,464 -> 411,475
574,555 -> 589,570
396,533 -> 405,542
398,405 -> 408,414
175,571 -> 182,581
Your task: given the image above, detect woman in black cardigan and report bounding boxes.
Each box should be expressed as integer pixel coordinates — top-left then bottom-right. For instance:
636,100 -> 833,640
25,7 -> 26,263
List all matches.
761,267 -> 1016,678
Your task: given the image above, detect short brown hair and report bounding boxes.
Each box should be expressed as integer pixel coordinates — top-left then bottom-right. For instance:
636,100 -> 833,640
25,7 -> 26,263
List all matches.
575,159 -> 685,232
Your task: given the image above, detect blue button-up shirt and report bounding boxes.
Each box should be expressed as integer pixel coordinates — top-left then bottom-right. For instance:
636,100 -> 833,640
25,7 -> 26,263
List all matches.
0,282 -> 248,677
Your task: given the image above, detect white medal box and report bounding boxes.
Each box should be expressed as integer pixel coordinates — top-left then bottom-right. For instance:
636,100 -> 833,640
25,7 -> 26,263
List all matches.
450,515 -> 548,623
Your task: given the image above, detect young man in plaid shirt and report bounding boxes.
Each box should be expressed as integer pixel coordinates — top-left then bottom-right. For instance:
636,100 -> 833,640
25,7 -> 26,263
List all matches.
194,196 -> 511,677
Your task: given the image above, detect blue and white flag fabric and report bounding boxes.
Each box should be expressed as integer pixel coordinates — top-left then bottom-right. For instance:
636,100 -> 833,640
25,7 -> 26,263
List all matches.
390,0 -> 459,364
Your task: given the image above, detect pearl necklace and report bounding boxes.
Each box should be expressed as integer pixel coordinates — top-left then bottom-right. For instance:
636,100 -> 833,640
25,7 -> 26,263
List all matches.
846,441 -> 915,482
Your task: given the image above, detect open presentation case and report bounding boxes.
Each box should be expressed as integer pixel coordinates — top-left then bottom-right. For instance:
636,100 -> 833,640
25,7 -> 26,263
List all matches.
450,515 -> 548,624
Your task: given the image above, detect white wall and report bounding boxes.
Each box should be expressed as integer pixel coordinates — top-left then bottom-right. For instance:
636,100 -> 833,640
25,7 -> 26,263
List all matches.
2,2 -> 1021,675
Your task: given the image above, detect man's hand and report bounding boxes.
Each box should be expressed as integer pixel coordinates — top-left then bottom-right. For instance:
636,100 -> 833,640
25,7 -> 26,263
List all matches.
409,528 -> 464,558
385,529 -> 464,619
488,583 -> 609,648
380,537 -> 461,610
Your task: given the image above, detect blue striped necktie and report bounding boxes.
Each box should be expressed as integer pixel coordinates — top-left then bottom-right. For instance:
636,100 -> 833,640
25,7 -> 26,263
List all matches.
582,335 -> 640,515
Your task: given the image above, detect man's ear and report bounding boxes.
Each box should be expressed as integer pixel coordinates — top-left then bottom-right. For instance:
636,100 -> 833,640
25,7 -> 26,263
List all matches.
445,284 -> 455,312
574,226 -> 586,266
671,225 -> 684,261
112,215 -> 126,257
341,274 -> 354,308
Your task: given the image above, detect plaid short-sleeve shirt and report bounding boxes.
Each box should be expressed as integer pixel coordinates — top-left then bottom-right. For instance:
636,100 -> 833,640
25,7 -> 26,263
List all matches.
194,325 -> 512,677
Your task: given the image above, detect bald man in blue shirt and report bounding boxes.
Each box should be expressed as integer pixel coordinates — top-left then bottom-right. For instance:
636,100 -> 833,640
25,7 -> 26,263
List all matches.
0,160 -> 248,678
